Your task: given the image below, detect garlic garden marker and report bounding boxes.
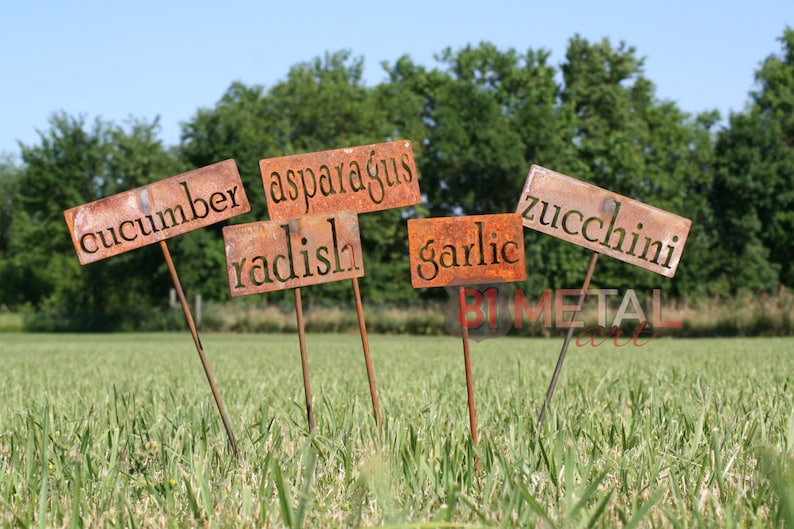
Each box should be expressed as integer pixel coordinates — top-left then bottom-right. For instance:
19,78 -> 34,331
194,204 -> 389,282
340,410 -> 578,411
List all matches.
408,212 -> 526,451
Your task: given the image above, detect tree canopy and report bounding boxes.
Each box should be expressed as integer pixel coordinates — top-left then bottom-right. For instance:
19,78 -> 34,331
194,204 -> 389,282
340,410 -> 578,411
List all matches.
1,28 -> 793,330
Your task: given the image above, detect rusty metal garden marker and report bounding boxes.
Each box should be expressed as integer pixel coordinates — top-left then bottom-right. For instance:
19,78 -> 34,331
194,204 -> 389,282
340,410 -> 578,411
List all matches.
515,164 -> 692,429
408,213 -> 526,450
63,159 -> 250,458
222,212 -> 365,431
458,285 -> 479,447
259,140 -> 421,427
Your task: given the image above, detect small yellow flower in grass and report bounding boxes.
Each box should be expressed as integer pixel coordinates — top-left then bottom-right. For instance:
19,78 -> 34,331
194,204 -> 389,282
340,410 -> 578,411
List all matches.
48,463 -> 54,471
342,503 -> 350,511
169,478 -> 177,487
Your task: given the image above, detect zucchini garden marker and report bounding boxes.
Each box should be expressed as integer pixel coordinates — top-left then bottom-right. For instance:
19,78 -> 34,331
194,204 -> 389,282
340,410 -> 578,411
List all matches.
515,164 -> 692,428
63,159 -> 250,459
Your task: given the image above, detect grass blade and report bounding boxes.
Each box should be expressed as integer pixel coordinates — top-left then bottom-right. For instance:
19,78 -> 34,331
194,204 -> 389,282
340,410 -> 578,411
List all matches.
273,458 -> 295,528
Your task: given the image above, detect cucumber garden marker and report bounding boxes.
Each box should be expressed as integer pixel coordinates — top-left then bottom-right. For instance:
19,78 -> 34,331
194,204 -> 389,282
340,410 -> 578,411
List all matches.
64,159 -> 250,459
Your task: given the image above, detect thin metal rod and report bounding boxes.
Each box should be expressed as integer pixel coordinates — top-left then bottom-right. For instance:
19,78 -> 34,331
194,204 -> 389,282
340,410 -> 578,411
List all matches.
160,240 -> 239,460
459,286 -> 479,445
459,286 -> 481,474
293,287 -> 314,432
537,252 -> 600,430
351,278 -> 381,427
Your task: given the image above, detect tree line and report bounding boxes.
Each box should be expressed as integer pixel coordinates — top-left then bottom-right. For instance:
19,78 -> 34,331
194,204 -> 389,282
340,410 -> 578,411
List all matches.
1,29 -> 792,331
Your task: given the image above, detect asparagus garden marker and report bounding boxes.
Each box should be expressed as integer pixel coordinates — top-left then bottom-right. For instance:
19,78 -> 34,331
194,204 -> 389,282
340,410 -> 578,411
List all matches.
261,140 -> 420,218
260,140 -> 422,428
408,213 -> 526,452
223,212 -> 364,430
515,164 -> 692,427
63,159 -> 249,458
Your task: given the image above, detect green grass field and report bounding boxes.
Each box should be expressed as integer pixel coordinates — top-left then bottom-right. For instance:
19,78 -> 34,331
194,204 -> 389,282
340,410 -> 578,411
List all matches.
1,332 -> 793,528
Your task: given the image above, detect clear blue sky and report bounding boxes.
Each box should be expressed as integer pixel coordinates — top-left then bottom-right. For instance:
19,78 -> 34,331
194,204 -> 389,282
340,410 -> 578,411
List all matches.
1,0 -> 791,157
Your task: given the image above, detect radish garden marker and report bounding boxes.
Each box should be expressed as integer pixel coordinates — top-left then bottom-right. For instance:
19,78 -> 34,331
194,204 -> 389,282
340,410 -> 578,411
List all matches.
258,140 -> 422,428
222,212 -> 364,431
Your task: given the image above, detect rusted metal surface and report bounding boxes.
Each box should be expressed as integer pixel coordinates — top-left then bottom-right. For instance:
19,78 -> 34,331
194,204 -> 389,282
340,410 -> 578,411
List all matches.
293,287 -> 315,431
458,285 -> 479,448
407,213 -> 526,288
351,277 -> 381,427
64,160 -> 250,265
223,212 -> 364,296
160,240 -> 240,459
516,165 -> 691,277
260,140 -> 421,219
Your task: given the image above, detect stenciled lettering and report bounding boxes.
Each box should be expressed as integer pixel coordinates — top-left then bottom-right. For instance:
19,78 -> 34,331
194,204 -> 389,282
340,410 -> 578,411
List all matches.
227,216 -> 363,293
414,221 -> 522,282
262,141 -> 419,217
74,182 -> 243,257
520,194 -> 680,269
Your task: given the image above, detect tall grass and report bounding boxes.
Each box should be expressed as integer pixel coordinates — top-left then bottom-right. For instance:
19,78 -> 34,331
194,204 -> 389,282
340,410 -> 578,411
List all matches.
0,333 -> 793,526
168,288 -> 794,337
200,300 -> 447,335
0,312 -> 23,333
10,289 -> 794,337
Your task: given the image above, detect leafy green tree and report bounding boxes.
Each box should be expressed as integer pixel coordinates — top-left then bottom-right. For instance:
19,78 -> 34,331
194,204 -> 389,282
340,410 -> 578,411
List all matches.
711,27 -> 794,291
384,43 -> 550,217
181,51 -> 421,303
557,35 -> 717,295
0,155 -> 21,306
9,114 -> 181,329
0,154 -> 19,256
711,111 -> 783,292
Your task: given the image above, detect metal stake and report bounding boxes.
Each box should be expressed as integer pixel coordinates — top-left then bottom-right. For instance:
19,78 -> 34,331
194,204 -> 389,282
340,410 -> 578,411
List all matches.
459,286 -> 479,444
293,287 -> 315,431
459,286 -> 482,473
351,278 -> 381,427
160,241 -> 240,460
537,252 -> 600,430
